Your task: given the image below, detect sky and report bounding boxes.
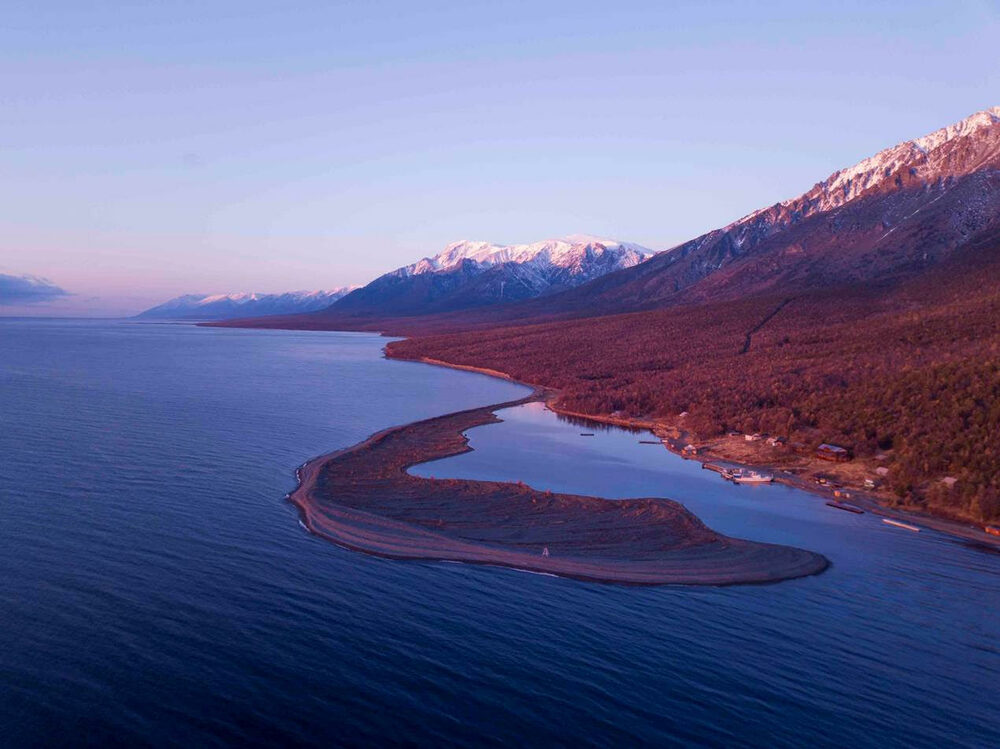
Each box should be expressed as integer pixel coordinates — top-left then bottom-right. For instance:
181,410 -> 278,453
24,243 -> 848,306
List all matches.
1,0 -> 998,316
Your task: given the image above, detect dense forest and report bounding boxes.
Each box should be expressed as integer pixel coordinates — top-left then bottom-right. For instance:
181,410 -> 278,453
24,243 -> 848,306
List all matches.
391,250 -> 1000,524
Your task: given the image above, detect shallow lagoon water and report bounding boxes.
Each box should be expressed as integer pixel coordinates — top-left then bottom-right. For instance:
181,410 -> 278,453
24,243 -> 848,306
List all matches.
1,319 -> 997,747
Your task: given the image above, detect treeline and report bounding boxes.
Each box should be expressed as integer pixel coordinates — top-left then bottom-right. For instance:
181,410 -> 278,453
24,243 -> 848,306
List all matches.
391,257 -> 1000,523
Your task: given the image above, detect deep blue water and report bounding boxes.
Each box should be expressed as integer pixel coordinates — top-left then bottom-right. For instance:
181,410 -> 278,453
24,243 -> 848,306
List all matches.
1,319 -> 997,747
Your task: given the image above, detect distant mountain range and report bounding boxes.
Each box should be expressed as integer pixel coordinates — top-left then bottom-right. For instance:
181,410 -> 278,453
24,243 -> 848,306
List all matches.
136,288 -> 356,320
216,106 -> 1000,331
138,236 -> 652,321
246,107 -> 1000,332
325,235 -> 654,318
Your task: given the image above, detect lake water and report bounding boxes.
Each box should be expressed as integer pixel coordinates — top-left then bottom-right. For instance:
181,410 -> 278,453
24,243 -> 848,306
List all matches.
1,319 -> 997,747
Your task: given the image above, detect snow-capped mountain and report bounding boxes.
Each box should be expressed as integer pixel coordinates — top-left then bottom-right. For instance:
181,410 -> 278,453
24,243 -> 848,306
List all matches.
396,235 -> 652,277
329,236 -> 654,317
136,288 -> 357,320
505,106 -> 1000,316
734,105 -> 1000,226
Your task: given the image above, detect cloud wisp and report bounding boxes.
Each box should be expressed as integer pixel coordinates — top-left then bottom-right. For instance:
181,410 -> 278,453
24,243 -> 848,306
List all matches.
0,274 -> 70,305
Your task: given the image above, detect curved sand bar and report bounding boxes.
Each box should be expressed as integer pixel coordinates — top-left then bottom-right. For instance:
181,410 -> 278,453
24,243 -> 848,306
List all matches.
289,392 -> 829,585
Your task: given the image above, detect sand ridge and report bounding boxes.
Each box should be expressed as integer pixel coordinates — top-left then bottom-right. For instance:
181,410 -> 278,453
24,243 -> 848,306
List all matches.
288,390 -> 829,586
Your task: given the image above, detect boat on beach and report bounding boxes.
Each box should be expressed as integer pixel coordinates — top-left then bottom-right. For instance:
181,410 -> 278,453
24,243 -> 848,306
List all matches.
728,469 -> 774,484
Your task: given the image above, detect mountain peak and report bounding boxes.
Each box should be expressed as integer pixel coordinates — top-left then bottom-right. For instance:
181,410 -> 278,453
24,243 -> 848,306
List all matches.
912,105 -> 1000,154
733,105 -> 1000,228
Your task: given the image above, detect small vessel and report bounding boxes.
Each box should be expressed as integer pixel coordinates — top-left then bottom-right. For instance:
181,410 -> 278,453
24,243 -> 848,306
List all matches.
882,518 -> 920,532
731,469 -> 774,484
826,501 -> 864,514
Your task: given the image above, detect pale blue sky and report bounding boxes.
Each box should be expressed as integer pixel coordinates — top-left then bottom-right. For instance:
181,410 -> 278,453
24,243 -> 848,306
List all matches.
2,0 -> 998,315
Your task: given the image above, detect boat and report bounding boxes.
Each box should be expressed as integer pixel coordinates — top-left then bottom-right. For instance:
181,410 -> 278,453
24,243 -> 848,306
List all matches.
731,469 -> 774,484
826,501 -> 864,514
882,518 -> 920,532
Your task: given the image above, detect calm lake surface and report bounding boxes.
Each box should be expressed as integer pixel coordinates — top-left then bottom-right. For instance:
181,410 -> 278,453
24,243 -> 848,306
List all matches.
1,319 -> 997,747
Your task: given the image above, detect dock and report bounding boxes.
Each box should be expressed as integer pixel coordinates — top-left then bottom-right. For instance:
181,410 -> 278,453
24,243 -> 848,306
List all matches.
826,501 -> 864,514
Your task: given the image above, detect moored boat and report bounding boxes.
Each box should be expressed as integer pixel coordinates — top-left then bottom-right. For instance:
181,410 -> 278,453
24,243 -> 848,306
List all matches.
882,518 -> 920,532
731,469 -> 774,484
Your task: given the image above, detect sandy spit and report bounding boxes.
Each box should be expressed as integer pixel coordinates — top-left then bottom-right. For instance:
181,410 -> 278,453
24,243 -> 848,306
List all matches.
289,390 -> 828,586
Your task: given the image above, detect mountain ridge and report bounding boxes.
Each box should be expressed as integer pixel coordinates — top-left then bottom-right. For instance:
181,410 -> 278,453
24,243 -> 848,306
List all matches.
422,106 -> 1000,322
327,236 -> 654,317
136,288 -> 357,320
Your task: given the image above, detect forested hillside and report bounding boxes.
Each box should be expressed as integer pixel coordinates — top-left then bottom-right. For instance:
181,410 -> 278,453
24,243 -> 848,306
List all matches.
390,245 -> 1000,523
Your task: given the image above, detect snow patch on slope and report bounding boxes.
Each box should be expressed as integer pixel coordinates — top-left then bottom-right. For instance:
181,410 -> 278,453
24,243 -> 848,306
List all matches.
734,106 -> 1000,226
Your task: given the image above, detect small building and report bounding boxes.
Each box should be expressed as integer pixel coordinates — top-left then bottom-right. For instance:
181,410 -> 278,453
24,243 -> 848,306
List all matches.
941,476 -> 958,489
767,436 -> 787,447
745,433 -> 763,442
986,525 -> 1000,538
864,478 -> 878,489
816,443 -> 852,462
875,466 -> 890,477
682,444 -> 699,456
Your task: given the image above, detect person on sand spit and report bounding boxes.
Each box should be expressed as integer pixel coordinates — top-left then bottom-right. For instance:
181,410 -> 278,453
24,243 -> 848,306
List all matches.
542,546 -> 550,557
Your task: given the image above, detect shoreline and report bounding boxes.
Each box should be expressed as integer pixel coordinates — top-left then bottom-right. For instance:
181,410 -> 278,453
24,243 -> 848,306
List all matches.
200,318 -> 997,551
287,387 -> 829,586
401,354 -> 1000,550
